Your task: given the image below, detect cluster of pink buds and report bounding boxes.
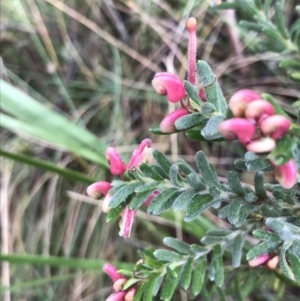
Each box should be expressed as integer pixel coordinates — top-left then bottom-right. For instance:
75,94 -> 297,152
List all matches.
218,89 -> 297,189
87,139 -> 156,238
103,263 -> 136,301
151,17 -> 206,133
248,254 -> 279,270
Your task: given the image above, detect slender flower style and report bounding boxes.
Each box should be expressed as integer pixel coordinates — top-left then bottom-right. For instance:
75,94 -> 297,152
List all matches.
127,138 -> 153,170
106,147 -> 127,176
87,181 -> 112,199
218,118 -> 256,144
260,115 -> 291,139
160,108 -> 189,133
248,254 -> 271,267
228,89 -> 261,117
271,159 -> 297,189
151,73 -> 186,103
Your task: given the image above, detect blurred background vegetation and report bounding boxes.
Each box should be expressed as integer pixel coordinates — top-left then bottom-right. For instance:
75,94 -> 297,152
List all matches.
1,0 -> 299,300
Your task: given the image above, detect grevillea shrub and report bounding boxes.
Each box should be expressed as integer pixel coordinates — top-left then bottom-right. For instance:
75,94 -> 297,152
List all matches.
87,3 -> 300,301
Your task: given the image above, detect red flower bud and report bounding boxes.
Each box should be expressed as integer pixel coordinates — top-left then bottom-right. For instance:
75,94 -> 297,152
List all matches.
229,89 -> 260,117
186,17 -> 197,85
271,159 -> 297,189
103,263 -> 124,282
160,108 -> 189,133
245,99 -> 274,121
152,72 -> 186,103
105,291 -> 127,301
124,288 -> 137,301
260,115 -> 291,140
106,147 -> 127,176
218,118 -> 256,144
113,278 -> 127,292
119,205 -> 137,238
246,137 -> 276,153
87,181 -> 112,199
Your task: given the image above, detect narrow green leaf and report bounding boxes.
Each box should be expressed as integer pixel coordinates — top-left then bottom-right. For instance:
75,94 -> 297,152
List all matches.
236,0 -> 257,18
123,278 -> 140,290
280,242 -> 295,280
135,182 -> 158,193
175,113 -> 207,131
196,151 -> 220,188
252,229 -> 281,243
269,138 -> 295,165
159,268 -> 180,301
254,0 -> 262,10
227,171 -> 245,196
239,21 -> 263,32
211,245 -> 224,287
154,192 -> 180,215
181,257 -> 193,289
130,189 -> 157,210
191,256 -> 206,296
201,115 -> 224,140
139,163 -> 165,181
149,124 -> 170,135
184,80 -> 203,106
0,253 -> 133,270
184,172 -> 207,191
169,164 -> 182,187
185,194 -> 219,222
153,150 -> 173,175
275,0 -> 289,39
246,242 -> 280,260
197,61 -> 227,115
153,249 -> 183,262
263,0 -> 273,14
163,237 -> 191,255
172,189 -> 197,211
228,198 -> 255,227
153,274 -> 164,296
206,229 -> 232,237
186,129 -> 224,142
151,165 -> 169,179
109,182 -> 143,208
201,236 -> 226,246
232,233 -> 246,268
147,188 -> 179,215
106,201 -> 127,222
0,81 -> 108,167
288,243 -> 300,282
177,158 -> 195,175
279,59 -> 300,69
214,2 -> 238,9
134,282 -> 146,301
254,171 -> 268,199
0,149 -> 96,184
142,273 -> 162,301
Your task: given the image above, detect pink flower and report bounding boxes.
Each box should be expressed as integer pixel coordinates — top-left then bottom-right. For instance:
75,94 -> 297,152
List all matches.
142,190 -> 160,206
127,139 -> 153,171
260,115 -> 291,139
245,99 -> 275,121
106,147 -> 127,176
103,263 -> 125,282
152,72 -> 186,103
124,288 -> 137,301
248,254 -> 271,267
266,255 -> 279,270
87,181 -> 112,199
218,118 -> 256,144
246,137 -> 276,153
271,159 -> 297,189
119,205 -> 137,238
160,108 -> 189,133
229,89 -> 261,117
105,291 -> 127,301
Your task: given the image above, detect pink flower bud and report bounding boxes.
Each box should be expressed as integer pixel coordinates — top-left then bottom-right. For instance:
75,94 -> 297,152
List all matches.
266,255 -> 279,270
245,100 -> 274,121
124,288 -> 137,301
229,89 -> 261,117
102,193 -> 113,213
186,17 -> 197,85
260,115 -> 291,140
271,159 -> 297,189
127,139 -> 153,171
87,181 -> 112,199
105,292 -> 127,301
160,108 -> 189,133
218,118 -> 256,144
246,137 -> 276,153
119,206 -> 137,238
113,278 -> 127,292
103,263 -> 124,282
199,88 -> 206,102
106,147 -> 127,176
152,72 -> 186,103
248,254 -> 271,267
142,190 -> 160,206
